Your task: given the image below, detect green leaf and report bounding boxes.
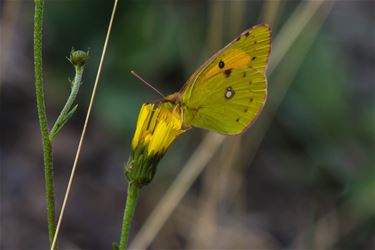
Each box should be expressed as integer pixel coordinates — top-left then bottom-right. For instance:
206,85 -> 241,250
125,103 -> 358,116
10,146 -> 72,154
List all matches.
112,242 -> 119,250
49,104 -> 78,141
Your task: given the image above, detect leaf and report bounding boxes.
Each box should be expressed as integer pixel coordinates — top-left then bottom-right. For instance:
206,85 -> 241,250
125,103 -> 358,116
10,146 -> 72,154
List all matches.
49,104 -> 78,141
112,242 -> 119,250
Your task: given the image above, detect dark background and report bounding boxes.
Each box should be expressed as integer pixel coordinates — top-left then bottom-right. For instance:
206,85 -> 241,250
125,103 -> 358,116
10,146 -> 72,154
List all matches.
1,0 -> 374,249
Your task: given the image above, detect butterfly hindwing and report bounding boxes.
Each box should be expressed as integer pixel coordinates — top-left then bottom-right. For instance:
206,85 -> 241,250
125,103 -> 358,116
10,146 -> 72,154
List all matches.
182,68 -> 267,134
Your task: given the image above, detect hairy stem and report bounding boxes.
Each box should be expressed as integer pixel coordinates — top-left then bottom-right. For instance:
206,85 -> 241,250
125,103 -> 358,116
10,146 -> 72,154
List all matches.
33,0 -> 56,247
119,183 -> 140,250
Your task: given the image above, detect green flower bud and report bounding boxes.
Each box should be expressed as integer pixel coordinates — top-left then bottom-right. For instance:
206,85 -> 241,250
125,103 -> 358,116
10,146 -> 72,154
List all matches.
69,49 -> 89,67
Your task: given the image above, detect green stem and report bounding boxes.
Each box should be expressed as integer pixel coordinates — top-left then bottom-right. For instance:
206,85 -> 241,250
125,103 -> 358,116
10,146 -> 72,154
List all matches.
119,183 -> 140,250
33,0 -> 56,247
49,65 -> 84,141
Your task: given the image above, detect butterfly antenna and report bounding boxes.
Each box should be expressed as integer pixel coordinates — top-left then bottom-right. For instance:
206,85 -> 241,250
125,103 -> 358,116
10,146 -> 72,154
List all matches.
130,70 -> 166,98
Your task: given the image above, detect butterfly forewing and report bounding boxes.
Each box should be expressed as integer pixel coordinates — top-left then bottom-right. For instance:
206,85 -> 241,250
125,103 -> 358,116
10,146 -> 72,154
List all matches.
182,24 -> 271,101
180,24 -> 271,134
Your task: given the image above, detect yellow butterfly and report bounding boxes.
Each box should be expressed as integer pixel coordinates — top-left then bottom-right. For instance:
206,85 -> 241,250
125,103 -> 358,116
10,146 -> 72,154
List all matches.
137,24 -> 272,135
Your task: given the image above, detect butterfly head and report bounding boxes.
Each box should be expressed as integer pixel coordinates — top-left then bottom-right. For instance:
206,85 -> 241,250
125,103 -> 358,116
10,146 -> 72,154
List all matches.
160,92 -> 187,126
163,92 -> 183,106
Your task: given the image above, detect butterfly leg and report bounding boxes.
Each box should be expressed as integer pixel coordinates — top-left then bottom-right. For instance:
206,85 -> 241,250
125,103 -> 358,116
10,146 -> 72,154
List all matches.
180,107 -> 184,124
171,105 -> 185,125
184,125 -> 192,131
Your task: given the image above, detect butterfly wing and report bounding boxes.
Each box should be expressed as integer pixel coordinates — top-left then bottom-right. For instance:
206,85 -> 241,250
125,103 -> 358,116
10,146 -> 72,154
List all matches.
182,68 -> 267,134
181,24 -> 271,134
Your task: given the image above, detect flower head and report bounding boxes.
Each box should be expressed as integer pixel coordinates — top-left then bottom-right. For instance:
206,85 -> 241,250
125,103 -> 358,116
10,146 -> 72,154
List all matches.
68,48 -> 89,67
125,103 -> 185,187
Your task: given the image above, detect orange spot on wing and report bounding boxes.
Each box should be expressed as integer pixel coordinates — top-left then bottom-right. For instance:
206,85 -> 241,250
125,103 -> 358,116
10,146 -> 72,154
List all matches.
202,49 -> 251,80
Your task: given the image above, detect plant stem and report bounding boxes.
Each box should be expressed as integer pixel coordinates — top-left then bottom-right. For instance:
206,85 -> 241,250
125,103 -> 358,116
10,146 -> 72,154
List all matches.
49,65 -> 84,141
119,183 -> 140,250
33,0 -> 56,247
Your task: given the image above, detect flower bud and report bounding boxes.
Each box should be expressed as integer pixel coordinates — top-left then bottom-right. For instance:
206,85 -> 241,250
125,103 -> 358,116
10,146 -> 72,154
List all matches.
69,49 -> 89,67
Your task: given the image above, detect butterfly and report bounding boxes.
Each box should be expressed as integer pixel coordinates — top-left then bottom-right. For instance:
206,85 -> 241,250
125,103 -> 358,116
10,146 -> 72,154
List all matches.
136,24 -> 271,135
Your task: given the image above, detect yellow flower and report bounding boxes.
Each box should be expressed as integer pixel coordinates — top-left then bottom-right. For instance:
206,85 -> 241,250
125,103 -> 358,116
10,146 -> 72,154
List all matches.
126,103 -> 185,187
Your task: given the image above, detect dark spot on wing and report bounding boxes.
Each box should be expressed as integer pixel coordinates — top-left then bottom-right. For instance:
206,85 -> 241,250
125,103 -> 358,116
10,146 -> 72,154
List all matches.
224,69 -> 232,78
225,87 -> 235,99
243,72 -> 246,78
250,97 -> 253,102
244,108 -> 248,112
252,56 -> 256,61
249,80 -> 252,85
236,118 -> 240,122
245,32 -> 249,37
219,60 -> 225,69
236,36 -> 241,41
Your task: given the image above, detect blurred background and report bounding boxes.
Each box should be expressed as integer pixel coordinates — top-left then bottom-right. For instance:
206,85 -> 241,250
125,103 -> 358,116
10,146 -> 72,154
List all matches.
1,0 -> 374,249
